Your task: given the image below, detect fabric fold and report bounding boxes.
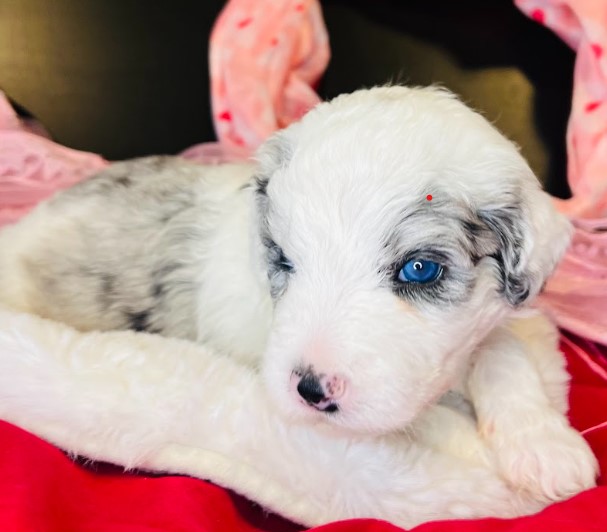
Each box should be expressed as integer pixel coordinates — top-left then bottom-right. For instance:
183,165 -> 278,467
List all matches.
516,0 -> 607,344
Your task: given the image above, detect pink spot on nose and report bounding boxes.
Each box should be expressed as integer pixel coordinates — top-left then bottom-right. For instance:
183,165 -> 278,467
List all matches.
324,375 -> 347,400
295,3 -> 305,12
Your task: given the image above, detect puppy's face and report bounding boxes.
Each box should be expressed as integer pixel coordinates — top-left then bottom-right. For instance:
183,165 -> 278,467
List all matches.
254,86 -> 571,435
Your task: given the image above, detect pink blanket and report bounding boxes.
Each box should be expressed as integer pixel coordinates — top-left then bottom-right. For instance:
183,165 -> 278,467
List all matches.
516,0 -> 607,344
183,0 -> 329,162
0,0 -> 606,343
0,94 -> 107,225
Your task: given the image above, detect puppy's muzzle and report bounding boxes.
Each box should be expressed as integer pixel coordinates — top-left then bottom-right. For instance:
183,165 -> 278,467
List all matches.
293,371 -> 346,413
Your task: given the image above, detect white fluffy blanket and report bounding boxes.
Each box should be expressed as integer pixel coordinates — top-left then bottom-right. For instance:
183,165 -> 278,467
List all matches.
0,305 -> 541,529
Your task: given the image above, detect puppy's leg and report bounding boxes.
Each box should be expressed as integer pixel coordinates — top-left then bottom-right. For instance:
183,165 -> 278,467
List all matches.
507,312 -> 571,414
468,317 -> 598,502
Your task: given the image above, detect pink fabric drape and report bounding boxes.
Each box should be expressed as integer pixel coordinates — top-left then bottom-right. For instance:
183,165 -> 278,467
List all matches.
516,0 -> 607,345
183,0 -> 329,162
0,95 -> 108,225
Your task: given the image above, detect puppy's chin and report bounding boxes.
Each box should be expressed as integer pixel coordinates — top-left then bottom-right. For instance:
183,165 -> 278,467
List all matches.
263,386 -> 439,437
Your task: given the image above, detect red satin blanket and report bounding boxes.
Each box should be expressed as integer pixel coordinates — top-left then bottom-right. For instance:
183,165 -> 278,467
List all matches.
0,334 -> 605,532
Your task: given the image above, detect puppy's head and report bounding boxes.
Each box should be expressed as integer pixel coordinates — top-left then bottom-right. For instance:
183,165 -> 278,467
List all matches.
254,86 -> 571,434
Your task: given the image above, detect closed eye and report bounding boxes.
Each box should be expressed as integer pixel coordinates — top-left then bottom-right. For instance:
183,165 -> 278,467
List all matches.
264,238 -> 295,273
277,249 -> 294,272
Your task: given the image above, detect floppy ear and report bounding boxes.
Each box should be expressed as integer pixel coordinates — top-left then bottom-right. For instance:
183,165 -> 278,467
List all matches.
478,184 -> 572,307
251,125 -> 300,245
253,122 -> 301,195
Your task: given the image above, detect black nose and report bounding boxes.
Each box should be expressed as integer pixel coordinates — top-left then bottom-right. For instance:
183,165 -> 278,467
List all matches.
297,373 -> 325,404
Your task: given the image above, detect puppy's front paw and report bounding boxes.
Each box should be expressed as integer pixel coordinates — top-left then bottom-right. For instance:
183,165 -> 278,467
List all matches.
487,414 -> 598,503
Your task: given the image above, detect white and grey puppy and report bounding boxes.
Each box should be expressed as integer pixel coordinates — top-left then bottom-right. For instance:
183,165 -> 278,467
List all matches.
0,86 -> 597,502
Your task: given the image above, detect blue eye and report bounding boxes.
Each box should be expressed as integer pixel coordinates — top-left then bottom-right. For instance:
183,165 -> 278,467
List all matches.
398,259 -> 442,284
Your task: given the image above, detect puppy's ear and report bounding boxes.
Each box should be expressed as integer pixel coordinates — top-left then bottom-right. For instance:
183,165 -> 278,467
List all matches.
251,124 -> 301,257
478,182 -> 572,307
253,123 -> 301,196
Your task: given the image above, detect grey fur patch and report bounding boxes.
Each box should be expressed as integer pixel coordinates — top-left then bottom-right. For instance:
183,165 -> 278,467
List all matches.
262,237 -> 293,299
126,309 -> 151,332
477,202 -> 530,306
382,197 -> 481,307
253,131 -> 298,301
382,185 -> 538,308
382,191 -> 532,308
14,156 -> 215,339
98,273 -> 116,309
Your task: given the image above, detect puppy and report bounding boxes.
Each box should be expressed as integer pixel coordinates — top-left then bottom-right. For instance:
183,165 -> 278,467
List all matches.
0,86 -> 598,503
